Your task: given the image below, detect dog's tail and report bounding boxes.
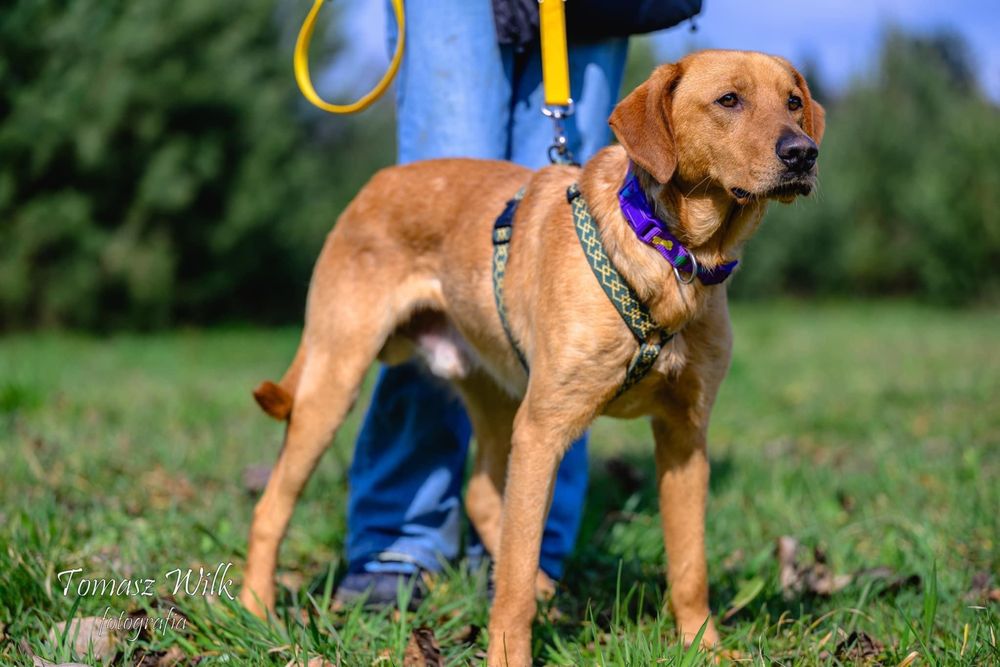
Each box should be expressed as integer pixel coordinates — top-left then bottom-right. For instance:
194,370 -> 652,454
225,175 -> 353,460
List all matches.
253,343 -> 306,421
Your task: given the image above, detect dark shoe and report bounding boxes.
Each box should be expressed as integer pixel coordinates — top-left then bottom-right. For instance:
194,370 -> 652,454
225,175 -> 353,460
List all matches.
333,571 -> 426,610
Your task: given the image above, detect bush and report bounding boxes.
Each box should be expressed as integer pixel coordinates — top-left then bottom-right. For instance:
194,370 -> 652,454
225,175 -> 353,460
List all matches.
0,0 -> 394,329
734,30 -> 1000,304
1,14 -> 996,330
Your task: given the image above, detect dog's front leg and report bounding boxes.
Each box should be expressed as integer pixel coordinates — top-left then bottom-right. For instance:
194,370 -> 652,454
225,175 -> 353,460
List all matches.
652,416 -> 719,648
487,408 -> 572,666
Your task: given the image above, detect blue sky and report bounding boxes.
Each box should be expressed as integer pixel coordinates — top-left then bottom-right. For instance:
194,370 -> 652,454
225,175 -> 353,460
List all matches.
325,0 -> 1000,102
655,0 -> 1000,101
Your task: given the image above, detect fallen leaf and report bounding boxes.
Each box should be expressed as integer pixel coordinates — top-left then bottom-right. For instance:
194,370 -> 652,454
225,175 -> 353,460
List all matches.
836,490 -> 856,512
403,627 -> 443,667
276,571 -> 307,592
33,658 -> 92,667
897,650 -> 920,667
306,657 -> 336,667
804,562 -> 853,596
776,536 -> 802,596
131,645 -> 189,667
453,624 -> 481,645
776,537 -> 852,598
143,465 -> 196,509
964,571 -> 994,603
242,465 -> 272,494
48,616 -> 116,661
834,631 -> 884,662
721,548 -> 745,571
852,566 -> 921,596
156,646 -> 187,666
19,638 -> 90,667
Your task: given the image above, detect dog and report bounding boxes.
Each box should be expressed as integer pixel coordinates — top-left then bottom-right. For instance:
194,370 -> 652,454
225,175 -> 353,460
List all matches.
240,49 -> 825,664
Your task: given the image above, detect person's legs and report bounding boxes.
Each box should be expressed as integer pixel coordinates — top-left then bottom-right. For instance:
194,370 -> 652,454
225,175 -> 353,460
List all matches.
507,37 -> 629,580
393,0 -> 511,163
345,365 -> 471,573
342,0 -> 512,600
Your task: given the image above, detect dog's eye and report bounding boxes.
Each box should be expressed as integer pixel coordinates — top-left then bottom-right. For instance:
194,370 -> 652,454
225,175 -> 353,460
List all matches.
788,95 -> 803,111
716,92 -> 739,108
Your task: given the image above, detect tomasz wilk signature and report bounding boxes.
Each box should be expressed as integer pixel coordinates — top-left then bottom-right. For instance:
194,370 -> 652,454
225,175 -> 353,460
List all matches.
57,562 -> 236,600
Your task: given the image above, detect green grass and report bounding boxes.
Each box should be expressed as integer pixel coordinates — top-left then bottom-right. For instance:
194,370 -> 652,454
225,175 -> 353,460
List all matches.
1,302 -> 997,665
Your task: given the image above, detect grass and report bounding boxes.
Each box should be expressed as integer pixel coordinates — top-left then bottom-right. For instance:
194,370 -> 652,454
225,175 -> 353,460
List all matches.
1,301 -> 997,665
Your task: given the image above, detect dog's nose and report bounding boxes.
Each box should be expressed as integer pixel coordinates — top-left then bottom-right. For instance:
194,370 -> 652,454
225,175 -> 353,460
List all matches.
776,133 -> 818,173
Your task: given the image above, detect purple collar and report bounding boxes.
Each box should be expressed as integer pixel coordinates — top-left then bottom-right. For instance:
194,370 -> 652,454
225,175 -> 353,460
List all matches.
618,171 -> 738,285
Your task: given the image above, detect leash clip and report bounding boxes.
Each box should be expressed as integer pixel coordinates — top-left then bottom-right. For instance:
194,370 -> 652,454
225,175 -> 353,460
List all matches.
543,102 -> 577,165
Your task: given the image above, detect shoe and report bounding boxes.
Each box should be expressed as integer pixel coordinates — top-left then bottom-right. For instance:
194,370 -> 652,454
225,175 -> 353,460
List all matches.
333,570 -> 426,610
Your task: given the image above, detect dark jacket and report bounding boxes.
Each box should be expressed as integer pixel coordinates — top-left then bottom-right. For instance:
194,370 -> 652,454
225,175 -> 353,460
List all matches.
492,0 -> 702,48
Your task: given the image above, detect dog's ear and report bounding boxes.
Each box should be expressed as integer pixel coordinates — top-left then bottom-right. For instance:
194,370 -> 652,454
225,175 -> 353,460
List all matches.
806,95 -> 826,146
794,69 -> 825,145
609,63 -> 680,184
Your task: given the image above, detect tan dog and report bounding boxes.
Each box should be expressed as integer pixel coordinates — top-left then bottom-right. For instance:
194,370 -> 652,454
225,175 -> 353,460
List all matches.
240,50 -> 824,664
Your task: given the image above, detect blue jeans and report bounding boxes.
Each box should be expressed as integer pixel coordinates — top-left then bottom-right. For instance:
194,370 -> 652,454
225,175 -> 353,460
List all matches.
346,0 -> 627,581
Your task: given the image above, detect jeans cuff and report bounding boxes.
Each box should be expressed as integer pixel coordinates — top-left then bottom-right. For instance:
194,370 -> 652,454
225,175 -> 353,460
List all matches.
358,545 -> 446,575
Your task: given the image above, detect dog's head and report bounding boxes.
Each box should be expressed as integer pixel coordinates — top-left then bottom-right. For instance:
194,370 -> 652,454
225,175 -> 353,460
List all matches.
610,50 -> 825,205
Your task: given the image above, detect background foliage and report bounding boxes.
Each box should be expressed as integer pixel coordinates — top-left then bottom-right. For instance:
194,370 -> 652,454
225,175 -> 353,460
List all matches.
734,31 -> 1000,304
0,3 -> 996,330
0,0 -> 393,330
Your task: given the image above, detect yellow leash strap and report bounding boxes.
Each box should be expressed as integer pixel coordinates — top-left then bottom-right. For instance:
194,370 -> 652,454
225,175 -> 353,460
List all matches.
539,0 -> 571,107
293,0 -> 405,114
539,0 -> 575,163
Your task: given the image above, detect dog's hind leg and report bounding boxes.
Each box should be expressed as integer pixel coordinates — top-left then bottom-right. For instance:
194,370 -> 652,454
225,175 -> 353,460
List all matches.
456,376 -> 514,560
458,375 -> 558,600
240,275 -> 400,618
241,347 -> 374,618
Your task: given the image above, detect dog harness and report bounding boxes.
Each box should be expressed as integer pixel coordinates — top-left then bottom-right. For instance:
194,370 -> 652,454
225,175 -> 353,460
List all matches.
492,174 -> 741,396
491,187 -> 529,372
492,184 -> 673,396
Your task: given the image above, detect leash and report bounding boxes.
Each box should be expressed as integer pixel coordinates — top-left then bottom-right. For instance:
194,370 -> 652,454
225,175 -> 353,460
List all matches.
295,0 -> 572,170
294,0 -> 405,114
539,0 -> 576,165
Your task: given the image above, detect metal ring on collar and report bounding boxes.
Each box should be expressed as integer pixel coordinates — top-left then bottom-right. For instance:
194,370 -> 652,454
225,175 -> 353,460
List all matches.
673,252 -> 699,285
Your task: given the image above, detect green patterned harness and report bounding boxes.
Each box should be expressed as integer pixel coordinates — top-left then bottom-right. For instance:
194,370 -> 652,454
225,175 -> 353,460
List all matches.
491,184 -> 672,396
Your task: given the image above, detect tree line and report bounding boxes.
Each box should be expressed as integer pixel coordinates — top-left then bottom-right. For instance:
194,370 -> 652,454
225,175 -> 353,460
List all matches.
1,2 -> 996,330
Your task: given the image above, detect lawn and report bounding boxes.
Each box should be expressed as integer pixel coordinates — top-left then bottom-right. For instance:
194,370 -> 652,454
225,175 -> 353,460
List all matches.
1,301 -> 997,665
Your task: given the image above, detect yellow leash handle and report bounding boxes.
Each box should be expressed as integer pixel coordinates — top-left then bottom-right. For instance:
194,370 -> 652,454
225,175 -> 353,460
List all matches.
539,0 -> 571,107
293,0 -> 405,114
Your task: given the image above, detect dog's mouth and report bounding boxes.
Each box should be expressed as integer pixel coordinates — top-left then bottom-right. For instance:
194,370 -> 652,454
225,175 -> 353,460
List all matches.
730,187 -> 753,202
730,177 -> 814,204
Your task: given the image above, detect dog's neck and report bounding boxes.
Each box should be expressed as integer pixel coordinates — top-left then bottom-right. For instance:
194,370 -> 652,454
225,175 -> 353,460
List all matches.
579,146 -> 768,331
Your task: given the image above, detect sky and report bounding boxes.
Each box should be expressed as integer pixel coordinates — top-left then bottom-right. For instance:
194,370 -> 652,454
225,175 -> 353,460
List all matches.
654,0 -> 1000,101
324,0 -> 1000,103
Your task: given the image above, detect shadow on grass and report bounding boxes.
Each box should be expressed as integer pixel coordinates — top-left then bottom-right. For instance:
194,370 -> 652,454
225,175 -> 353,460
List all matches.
553,449 -> 865,638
